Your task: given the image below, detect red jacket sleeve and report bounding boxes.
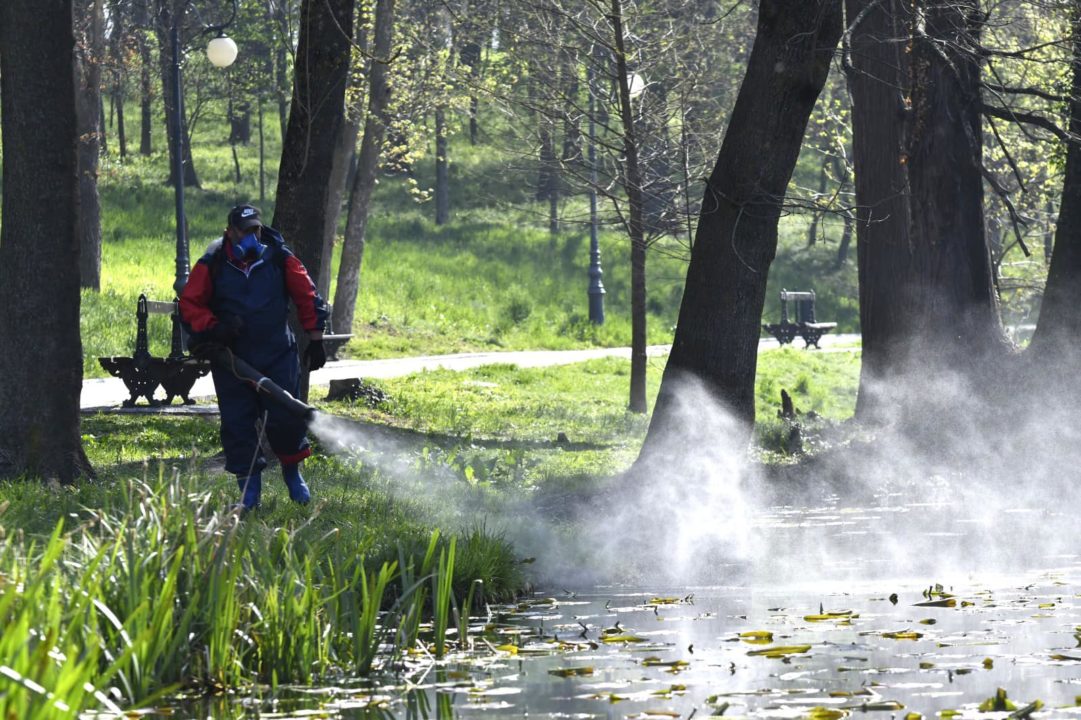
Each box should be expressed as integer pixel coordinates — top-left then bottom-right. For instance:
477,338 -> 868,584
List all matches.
178,262 -> 218,332
283,255 -> 327,332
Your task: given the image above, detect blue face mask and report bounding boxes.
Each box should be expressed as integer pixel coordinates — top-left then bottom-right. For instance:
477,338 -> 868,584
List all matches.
233,232 -> 265,262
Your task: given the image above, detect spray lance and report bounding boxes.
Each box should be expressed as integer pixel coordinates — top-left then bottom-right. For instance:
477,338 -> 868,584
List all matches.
197,344 -> 316,423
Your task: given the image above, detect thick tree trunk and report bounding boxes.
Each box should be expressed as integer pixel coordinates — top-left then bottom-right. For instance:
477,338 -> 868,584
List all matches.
0,0 -> 94,483
334,0 -> 397,335
641,0 -> 843,450
318,3 -> 371,299
905,0 -> 1002,353
273,0 -> 354,399
1030,8 -> 1081,366
435,106 -> 450,225
844,0 -> 917,414
76,0 -> 104,290
610,0 -> 649,413
273,0 -> 354,282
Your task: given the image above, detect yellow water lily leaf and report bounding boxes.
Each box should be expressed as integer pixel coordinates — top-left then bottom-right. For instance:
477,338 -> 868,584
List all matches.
804,610 -> 855,621
982,657 -> 993,669
641,657 -> 690,670
905,713 -> 922,720
913,598 -> 956,608
494,644 -> 518,654
806,706 -> 849,719
648,596 -> 682,605
548,666 -> 594,678
739,630 -> 774,643
882,630 -> 923,640
747,644 -> 813,658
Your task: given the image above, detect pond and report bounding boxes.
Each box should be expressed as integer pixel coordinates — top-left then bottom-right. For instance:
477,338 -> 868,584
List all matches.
151,481 -> 1081,720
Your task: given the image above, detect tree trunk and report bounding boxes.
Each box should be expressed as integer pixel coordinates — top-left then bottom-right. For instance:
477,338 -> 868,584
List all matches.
905,0 -> 1002,354
641,0 -> 843,449
114,70 -> 128,158
273,0 -> 355,401
76,0 -> 104,291
318,2 -> 372,299
139,28 -> 153,155
0,0 -> 94,483
435,106 -> 450,225
334,0 -> 397,335
1030,6 -> 1081,366
844,0 -> 916,414
229,104 -> 252,145
609,0 -> 650,414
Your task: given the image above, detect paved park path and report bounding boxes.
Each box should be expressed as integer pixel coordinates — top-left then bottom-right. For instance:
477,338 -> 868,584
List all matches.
81,334 -> 860,411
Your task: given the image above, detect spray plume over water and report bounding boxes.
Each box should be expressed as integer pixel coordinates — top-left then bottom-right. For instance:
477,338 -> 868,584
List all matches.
305,358 -> 1081,592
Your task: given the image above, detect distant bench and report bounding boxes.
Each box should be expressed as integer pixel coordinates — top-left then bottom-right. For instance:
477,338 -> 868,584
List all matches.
761,289 -> 836,349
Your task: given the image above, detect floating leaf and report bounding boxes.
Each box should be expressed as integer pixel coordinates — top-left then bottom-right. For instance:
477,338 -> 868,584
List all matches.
601,634 -> 647,644
747,644 -> 812,658
805,610 -> 855,622
648,597 -> 682,605
739,630 -> 774,644
806,706 -> 849,719
904,714 -> 921,720
918,619 -> 937,625
494,644 -> 518,654
913,598 -> 956,608
641,657 -> 690,670
882,630 -> 923,640
982,658 -> 993,669
548,666 -> 594,678
1050,653 -> 1081,662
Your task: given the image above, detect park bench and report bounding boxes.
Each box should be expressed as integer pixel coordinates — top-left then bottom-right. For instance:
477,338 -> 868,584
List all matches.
321,308 -> 352,361
761,289 -> 837,349
98,295 -> 353,407
98,295 -> 210,407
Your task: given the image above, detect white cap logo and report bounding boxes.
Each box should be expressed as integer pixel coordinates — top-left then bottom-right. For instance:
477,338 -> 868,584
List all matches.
242,207 -> 256,217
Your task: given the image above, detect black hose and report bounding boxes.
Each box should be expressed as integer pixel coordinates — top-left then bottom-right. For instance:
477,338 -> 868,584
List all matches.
199,345 -> 316,423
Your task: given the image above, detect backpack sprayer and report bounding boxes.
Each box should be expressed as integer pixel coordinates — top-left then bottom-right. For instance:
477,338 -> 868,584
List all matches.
197,344 -> 316,422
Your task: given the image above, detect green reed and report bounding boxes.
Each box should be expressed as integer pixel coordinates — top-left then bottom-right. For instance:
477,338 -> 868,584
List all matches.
0,473 -> 498,716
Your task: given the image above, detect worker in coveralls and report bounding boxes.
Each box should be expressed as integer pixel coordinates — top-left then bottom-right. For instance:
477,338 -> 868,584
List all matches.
179,204 -> 328,510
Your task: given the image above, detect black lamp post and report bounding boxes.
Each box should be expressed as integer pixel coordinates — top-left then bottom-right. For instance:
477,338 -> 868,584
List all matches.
586,48 -> 606,325
171,1 -> 239,297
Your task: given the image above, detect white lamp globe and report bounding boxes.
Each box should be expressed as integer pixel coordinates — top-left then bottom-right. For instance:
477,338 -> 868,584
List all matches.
206,35 -> 238,68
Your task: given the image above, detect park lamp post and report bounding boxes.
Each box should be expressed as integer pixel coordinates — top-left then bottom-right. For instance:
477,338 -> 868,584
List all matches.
172,0 -> 239,297
586,47 -> 607,325
586,58 -> 646,326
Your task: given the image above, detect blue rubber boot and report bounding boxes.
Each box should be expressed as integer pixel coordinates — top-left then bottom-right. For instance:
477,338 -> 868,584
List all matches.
282,463 -> 311,505
236,472 -> 262,511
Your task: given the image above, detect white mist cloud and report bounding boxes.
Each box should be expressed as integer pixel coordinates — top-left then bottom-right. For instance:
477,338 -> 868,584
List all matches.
306,354 -> 1081,593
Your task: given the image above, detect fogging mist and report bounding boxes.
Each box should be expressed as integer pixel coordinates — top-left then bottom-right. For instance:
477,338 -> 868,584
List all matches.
305,357 -> 1081,592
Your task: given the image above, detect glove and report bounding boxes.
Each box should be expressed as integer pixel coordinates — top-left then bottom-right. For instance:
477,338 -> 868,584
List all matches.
208,316 -> 242,346
304,339 -> 327,371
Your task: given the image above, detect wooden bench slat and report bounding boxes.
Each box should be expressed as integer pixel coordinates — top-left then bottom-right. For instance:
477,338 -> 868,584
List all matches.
145,300 -> 177,314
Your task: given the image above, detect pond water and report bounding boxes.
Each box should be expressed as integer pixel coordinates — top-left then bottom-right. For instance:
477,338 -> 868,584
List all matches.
145,480 -> 1081,720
